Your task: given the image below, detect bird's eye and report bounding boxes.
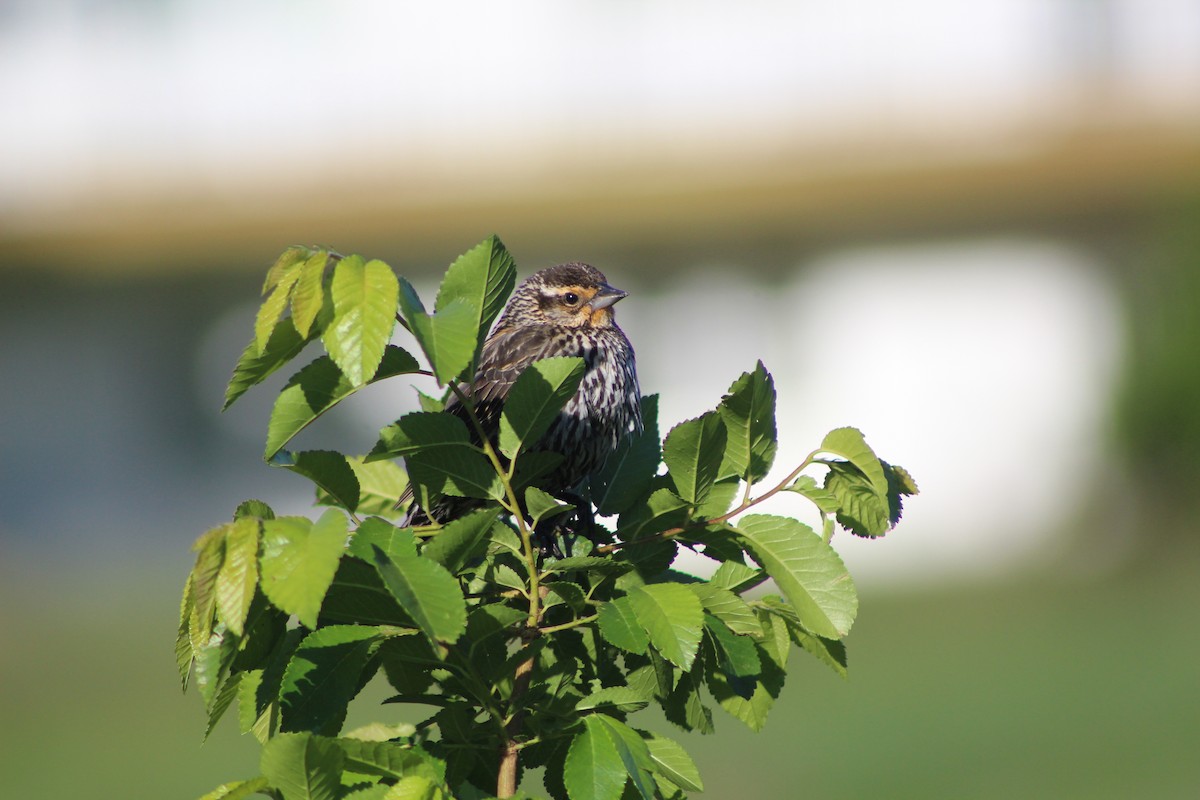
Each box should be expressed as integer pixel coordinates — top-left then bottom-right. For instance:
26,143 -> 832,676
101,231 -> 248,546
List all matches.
563,292 -> 580,305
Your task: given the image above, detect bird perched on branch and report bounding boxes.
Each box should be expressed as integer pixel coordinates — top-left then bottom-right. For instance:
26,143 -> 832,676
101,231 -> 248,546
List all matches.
403,263 -> 642,532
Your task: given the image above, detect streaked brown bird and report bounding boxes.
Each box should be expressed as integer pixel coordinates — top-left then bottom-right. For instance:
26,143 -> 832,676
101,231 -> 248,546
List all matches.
403,262 -> 642,529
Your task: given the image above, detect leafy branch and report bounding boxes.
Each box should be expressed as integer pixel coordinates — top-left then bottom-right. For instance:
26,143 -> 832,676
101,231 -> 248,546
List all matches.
178,235 -> 918,800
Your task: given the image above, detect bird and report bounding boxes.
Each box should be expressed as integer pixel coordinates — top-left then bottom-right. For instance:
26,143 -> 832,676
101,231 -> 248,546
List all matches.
402,262 -> 642,534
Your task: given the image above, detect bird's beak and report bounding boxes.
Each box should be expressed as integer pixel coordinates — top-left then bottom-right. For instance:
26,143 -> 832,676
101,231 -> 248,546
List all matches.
590,284 -> 628,310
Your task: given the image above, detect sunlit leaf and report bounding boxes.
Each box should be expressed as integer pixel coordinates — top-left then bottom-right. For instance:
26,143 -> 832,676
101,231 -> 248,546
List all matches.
420,509 -> 495,574
642,733 -> 703,793
434,234 -> 517,365
259,511 -> 348,629
322,256 -> 400,386
662,412 -> 726,505
596,596 -> 648,655
564,714 -> 626,800
734,514 -> 857,639
717,361 -> 777,484
498,356 -> 586,459
290,251 -> 330,339
215,516 -> 260,636
397,278 -> 478,386
626,584 -> 704,671
260,732 -> 344,800
373,546 -> 466,646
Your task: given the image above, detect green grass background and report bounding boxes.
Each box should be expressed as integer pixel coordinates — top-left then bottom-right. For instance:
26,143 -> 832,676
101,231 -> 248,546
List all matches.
3,553 -> 1197,799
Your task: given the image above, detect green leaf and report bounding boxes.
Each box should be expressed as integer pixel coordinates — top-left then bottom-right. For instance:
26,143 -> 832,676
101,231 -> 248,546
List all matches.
349,517 -> 417,562
525,486 -> 575,528
626,584 -> 704,671
259,511 -> 348,629
824,460 -> 891,537
706,611 -> 788,732
215,517 -> 260,636
434,234 -> 518,361
662,412 -> 727,505
576,686 -> 651,714
708,560 -> 766,593
642,733 -> 703,793
499,356 -> 587,459
260,732 -> 345,800
397,278 -> 478,385
704,614 -> 761,678
265,346 -> 422,459
225,317 -> 313,410
320,256 -> 400,386
189,526 -> 226,652
617,487 -> 689,539
734,514 -> 857,638
271,450 -> 360,512
542,556 -> 632,576
280,625 -> 382,734
196,776 -> 271,800
264,246 -> 312,295
686,583 -> 761,637
596,596 -> 649,655
591,715 -> 655,800
177,572 -> 195,690
819,427 -> 888,498
334,739 -> 442,782
371,412 -> 502,501
717,361 -> 778,484
290,251 -> 330,338
591,395 -> 661,516
326,457 -> 409,516
237,669 -> 264,735
564,714 -> 627,800
760,596 -> 849,677
256,257 -> 304,354
420,509 -> 495,574
784,474 -> 841,513
320,557 -> 413,628
235,499 -> 276,521
373,547 -> 466,646
385,775 -> 450,800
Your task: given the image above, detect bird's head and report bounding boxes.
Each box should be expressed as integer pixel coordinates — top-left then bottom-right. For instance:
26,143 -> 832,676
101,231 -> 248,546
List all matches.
510,262 -> 628,329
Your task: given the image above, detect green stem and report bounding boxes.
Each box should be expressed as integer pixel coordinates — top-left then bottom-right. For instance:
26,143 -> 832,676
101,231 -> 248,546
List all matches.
539,614 -> 599,635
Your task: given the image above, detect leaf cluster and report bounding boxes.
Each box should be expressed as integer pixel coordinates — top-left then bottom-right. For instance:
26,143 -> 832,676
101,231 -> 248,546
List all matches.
180,237 -> 917,800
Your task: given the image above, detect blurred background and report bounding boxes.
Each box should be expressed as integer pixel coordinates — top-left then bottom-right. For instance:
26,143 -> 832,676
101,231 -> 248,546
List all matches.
3,1 -> 1200,797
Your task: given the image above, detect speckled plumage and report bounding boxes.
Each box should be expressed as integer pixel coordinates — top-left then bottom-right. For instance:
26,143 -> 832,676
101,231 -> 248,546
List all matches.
404,263 -> 641,526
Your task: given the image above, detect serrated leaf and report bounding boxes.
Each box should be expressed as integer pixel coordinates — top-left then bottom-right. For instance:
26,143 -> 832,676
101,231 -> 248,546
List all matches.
235,499 -> 276,521
349,517 -> 417,562
334,738 -> 441,782
260,732 -> 345,800
627,584 -> 704,671
215,517 -> 260,636
542,556 -> 632,575
204,668 -> 242,741
237,669 -> 264,735
387,775 -> 450,800
197,776 -> 272,800
256,259 -> 304,354
373,547 -> 466,646
189,525 -> 227,651
397,278 -> 478,385
717,361 -> 777,484
259,511 -> 348,629
371,412 -> 502,501
686,583 -> 761,637
271,450 -> 360,512
225,317 -> 313,410
784,474 -> 840,513
499,356 -> 587,459
291,251 -> 330,338
420,509 -> 495,574
177,572 -> 195,690
434,234 -> 517,362
280,625 -> 382,734
642,733 -> 703,793
264,246 -> 312,295
662,412 -> 726,505
575,686 -> 651,714
592,715 -> 655,800
265,346 -> 421,459
525,485 -> 575,528
564,715 -> 627,800
321,256 -> 400,386
596,597 -> 649,655
824,460 -> 891,537
591,395 -> 661,516
708,560 -> 766,593
544,580 -> 588,613
820,427 -> 888,498
320,557 -> 414,628
616,487 -> 689,539
735,514 -> 857,638
704,614 -> 761,678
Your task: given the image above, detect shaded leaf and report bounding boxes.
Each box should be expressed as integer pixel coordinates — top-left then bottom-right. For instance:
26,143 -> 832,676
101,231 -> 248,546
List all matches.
397,278 -> 478,386
576,686 -> 651,714
197,776 -> 272,800
596,597 -> 648,655
819,427 -> 888,498
591,395 -> 661,516
265,346 -> 421,459
271,450 -> 360,513
280,625 -> 382,734
525,486 -> 575,528
717,361 -> 777,484
564,715 -> 626,800
617,488 -> 689,539
349,517 -> 417,563
420,509 -> 496,574
686,583 -> 761,637
225,317 -> 312,410
371,412 -> 502,501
